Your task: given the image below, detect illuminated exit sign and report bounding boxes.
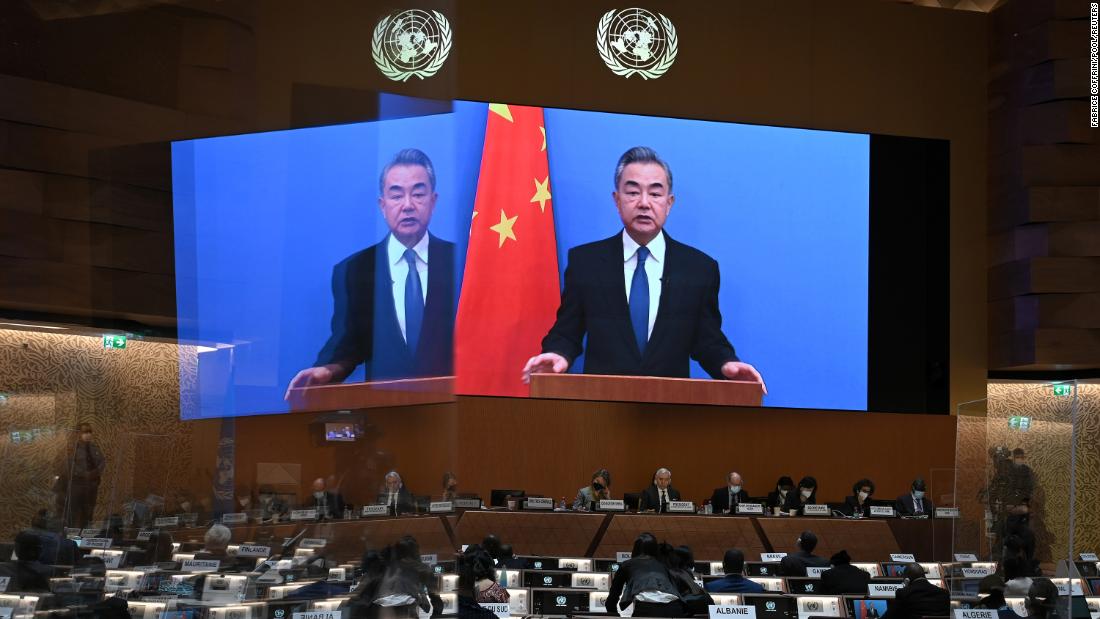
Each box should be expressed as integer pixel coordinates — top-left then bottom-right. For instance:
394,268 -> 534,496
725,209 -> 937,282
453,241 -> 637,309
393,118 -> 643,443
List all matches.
102,334 -> 127,350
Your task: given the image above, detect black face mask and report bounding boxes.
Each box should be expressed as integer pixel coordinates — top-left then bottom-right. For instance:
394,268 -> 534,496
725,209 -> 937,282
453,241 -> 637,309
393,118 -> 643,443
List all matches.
592,482 -> 605,492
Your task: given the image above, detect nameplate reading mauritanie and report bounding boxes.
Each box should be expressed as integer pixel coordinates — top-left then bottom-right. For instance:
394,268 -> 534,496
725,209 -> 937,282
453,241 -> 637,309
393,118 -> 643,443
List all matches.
736,503 -> 764,515
802,504 -> 830,516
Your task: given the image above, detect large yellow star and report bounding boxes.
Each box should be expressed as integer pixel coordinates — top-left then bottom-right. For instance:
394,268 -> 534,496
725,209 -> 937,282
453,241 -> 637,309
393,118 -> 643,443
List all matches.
489,209 -> 518,247
530,176 -> 551,213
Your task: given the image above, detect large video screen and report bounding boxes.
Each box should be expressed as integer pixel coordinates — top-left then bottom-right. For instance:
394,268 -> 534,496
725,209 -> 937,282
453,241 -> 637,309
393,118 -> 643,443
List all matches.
173,98 -> 946,418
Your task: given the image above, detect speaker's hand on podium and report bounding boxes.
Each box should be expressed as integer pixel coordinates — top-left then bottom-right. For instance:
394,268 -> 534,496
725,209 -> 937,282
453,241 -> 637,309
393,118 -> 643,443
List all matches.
521,352 -> 570,383
284,365 -> 337,400
720,361 -> 768,395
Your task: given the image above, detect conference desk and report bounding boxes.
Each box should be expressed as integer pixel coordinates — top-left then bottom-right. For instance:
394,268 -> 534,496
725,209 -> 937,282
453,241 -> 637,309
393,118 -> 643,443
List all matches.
156,510 -> 952,564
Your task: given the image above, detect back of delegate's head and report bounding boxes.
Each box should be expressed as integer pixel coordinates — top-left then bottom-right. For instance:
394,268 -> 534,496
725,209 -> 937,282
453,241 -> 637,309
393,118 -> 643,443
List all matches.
614,146 -> 673,193
723,549 -> 746,575
379,148 -> 437,196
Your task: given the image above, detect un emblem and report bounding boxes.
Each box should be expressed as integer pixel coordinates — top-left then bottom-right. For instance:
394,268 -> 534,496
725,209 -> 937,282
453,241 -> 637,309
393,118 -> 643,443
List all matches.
597,8 -> 678,80
372,9 -> 453,82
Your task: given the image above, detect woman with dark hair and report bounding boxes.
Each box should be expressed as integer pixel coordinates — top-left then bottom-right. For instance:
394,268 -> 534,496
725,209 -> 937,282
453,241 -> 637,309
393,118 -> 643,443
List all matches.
783,476 -> 818,515
573,468 -> 612,511
766,476 -> 795,512
606,533 -> 684,617
843,479 -> 876,518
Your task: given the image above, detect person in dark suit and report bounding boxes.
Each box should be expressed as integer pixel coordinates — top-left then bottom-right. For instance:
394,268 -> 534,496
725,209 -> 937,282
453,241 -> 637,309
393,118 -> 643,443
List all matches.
820,550 -> 871,595
783,476 -> 819,515
778,530 -> 830,576
306,477 -> 346,519
638,468 -> 681,513
765,476 -> 795,512
286,148 -> 456,397
895,478 -> 933,517
883,563 -> 949,619
705,549 -> 765,594
710,471 -> 750,514
843,478 -> 876,518
379,471 -> 416,515
522,146 -> 765,390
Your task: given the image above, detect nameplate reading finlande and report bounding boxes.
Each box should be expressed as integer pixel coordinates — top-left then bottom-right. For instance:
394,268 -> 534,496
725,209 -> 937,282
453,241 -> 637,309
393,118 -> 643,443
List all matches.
237,545 -> 272,557
1081,553 -> 1099,561
807,566 -> 828,578
222,512 -> 248,524
709,605 -> 756,619
890,553 -> 916,562
736,503 -> 764,515
869,583 -> 904,598
290,509 -> 318,521
362,504 -> 389,516
871,506 -> 896,517
598,499 -> 626,511
954,553 -> 978,562
935,507 -> 960,518
961,567 -> 994,578
525,497 -> 554,510
954,610 -> 996,619
802,504 -> 830,516
668,501 -> 695,513
181,559 -> 220,572
429,501 -> 454,513
761,553 -> 787,563
154,516 -> 179,527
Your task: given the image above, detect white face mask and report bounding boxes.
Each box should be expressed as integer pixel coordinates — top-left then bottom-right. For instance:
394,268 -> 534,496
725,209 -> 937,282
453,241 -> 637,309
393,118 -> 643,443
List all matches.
313,491 -> 325,499
729,485 -> 742,494
912,490 -> 925,500
858,491 -> 869,501
801,489 -> 813,499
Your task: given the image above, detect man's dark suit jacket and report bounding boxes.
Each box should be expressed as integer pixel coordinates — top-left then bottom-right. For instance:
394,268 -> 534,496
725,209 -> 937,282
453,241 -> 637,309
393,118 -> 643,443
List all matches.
638,485 -> 682,512
895,493 -> 933,516
316,234 -> 455,381
710,487 -> 751,514
541,232 -> 738,378
778,550 -> 830,576
820,564 -> 872,595
883,578 -> 950,619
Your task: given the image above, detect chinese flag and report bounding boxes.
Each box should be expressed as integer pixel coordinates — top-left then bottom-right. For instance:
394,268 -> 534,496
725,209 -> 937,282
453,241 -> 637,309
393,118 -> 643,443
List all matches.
454,104 -> 560,396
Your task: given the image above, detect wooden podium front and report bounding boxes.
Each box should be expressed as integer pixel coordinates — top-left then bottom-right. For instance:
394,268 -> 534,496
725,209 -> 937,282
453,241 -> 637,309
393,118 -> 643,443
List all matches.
529,373 -> 763,407
285,376 -> 454,412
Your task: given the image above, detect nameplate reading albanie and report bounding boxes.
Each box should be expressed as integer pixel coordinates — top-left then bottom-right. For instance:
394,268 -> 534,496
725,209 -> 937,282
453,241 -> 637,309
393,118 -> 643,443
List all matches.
290,509 -> 317,521
81,537 -> 113,549
359,505 -> 386,518
598,499 -> 626,512
222,512 -> 248,524
479,603 -> 510,619
954,610 -> 996,619
807,567 -> 828,578
525,497 -> 554,510
429,501 -> 454,513
869,583 -> 904,598
890,553 -> 916,562
736,503 -> 764,515
802,504 -> 830,516
181,559 -> 220,572
761,553 -> 787,563
237,545 -> 271,557
668,501 -> 694,513
454,498 -> 482,509
954,553 -> 978,562
709,605 -> 757,619
1081,552 -> 1099,561
871,506 -> 896,517
935,507 -> 960,518
154,516 -> 179,527
300,538 -> 327,548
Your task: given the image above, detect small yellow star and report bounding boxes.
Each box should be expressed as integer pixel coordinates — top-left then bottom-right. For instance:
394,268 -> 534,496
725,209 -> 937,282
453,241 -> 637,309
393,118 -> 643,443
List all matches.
489,209 -> 518,247
539,126 -> 546,151
530,176 -> 552,213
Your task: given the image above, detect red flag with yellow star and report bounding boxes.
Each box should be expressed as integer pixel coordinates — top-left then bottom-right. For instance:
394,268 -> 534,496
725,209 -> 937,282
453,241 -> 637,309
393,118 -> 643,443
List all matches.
454,104 -> 560,396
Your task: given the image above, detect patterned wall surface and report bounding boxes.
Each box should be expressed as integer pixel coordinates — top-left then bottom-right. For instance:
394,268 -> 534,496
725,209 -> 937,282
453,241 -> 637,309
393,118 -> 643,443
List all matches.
955,381 -> 1099,562
0,328 -> 201,537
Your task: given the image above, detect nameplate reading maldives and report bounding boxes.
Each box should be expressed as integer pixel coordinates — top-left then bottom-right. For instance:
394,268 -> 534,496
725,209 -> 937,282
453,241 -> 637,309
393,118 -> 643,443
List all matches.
869,583 -> 904,598
1081,553 -> 1099,561
807,567 -> 828,578
181,559 -> 220,572
222,512 -> 248,524
961,567 -> 993,578
954,610 -> 996,619
935,507 -> 960,518
871,506 -> 896,517
890,553 -> 916,562
479,603 -> 511,618
802,504 -> 830,516
290,509 -> 318,521
954,553 -> 978,562
362,504 -> 389,516
454,498 -> 481,509
668,501 -> 695,513
429,501 -> 454,513
300,538 -> 327,548
237,545 -> 271,557
154,516 -> 179,527
292,612 -> 342,619
736,503 -> 764,515
598,499 -> 626,511
81,537 -> 113,549
525,497 -> 554,510
710,605 -> 757,619
761,553 -> 787,563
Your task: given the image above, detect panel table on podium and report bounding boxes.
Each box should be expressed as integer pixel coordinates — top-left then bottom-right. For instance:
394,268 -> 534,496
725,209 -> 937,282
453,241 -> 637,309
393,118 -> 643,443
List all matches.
285,376 -> 455,412
529,373 -> 763,406
594,513 -> 768,561
758,517 -> 900,562
453,510 -> 608,558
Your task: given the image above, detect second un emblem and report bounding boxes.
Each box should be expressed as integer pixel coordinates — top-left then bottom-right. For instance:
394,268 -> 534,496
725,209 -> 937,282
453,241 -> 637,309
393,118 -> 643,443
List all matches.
372,9 -> 453,82
597,8 -> 678,80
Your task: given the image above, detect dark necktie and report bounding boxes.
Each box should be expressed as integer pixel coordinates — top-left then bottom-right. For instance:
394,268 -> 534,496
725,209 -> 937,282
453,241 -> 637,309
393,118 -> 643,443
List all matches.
628,246 -> 650,354
403,249 -> 424,354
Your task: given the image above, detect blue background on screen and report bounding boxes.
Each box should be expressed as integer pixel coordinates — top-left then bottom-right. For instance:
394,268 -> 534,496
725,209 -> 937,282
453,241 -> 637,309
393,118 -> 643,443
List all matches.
173,100 -> 868,418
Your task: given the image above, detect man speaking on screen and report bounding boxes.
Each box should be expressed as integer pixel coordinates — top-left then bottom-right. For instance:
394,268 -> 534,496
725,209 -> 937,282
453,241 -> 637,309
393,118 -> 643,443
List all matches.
521,146 -> 765,391
286,148 -> 455,397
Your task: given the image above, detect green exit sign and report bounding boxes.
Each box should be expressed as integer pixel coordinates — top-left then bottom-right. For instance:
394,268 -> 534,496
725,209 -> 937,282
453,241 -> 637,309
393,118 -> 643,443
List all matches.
102,334 -> 127,350
1009,416 -> 1032,431
1052,384 -> 1072,397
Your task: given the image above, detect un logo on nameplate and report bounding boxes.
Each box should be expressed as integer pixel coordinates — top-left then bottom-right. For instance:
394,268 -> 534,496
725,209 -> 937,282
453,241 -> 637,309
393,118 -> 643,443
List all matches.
372,9 -> 453,82
597,8 -> 678,80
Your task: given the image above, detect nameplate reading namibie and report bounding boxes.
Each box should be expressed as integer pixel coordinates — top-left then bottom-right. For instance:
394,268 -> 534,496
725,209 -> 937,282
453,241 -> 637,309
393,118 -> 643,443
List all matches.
237,545 -> 271,557
962,567 -> 993,578
181,559 -> 220,572
890,553 -> 916,562
454,498 -> 482,509
935,507 -> 960,518
869,583 -> 904,598
598,499 -> 626,511
871,506 -> 896,517
736,503 -> 764,515
154,516 -> 179,527
710,605 -> 756,619
222,512 -> 248,524
362,505 -> 389,516
525,497 -> 554,510
290,509 -> 317,521
802,504 -> 829,516
668,501 -> 695,513
760,553 -> 787,563
429,501 -> 454,513
954,553 -> 978,562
